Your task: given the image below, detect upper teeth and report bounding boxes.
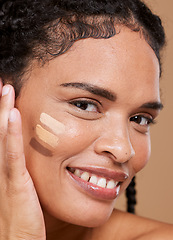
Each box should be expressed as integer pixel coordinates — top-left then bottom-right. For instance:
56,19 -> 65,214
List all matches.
73,169 -> 118,189
89,175 -> 98,185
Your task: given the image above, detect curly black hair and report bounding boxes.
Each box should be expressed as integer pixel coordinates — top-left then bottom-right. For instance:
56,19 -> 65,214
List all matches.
0,0 -> 165,97
0,0 -> 166,213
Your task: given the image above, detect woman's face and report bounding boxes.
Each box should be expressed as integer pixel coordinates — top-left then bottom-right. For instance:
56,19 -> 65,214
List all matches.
16,27 -> 161,227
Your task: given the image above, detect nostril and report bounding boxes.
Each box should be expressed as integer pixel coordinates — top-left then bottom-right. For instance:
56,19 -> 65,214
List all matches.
104,151 -> 110,154
103,151 -> 115,158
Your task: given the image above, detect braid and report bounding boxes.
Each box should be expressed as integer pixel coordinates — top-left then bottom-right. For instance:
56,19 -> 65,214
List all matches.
126,176 -> 136,214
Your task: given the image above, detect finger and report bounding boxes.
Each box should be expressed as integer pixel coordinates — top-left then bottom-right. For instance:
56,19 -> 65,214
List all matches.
0,85 -> 15,137
0,85 -> 15,171
6,108 -> 27,182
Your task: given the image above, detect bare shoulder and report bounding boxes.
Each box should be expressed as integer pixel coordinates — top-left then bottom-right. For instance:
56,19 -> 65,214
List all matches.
91,209 -> 173,240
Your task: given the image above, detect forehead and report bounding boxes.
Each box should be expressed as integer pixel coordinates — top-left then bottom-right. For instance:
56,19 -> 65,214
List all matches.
23,26 -> 160,110
65,27 -> 159,73
42,27 -> 160,101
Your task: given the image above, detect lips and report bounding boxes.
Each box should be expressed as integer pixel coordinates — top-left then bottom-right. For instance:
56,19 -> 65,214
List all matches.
66,166 -> 128,201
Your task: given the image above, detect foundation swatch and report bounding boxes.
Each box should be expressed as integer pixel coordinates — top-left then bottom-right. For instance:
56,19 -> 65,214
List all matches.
30,138 -> 53,157
40,112 -> 65,135
36,124 -> 59,148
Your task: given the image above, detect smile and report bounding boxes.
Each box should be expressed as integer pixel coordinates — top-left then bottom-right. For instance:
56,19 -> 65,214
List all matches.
68,167 -> 118,189
67,167 -> 128,200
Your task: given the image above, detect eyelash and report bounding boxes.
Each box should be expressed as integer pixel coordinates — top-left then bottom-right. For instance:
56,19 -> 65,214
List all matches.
68,99 -> 155,127
130,115 -> 155,126
69,99 -> 101,113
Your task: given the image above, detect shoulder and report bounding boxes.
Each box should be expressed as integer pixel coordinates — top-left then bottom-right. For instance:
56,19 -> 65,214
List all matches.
91,209 -> 173,240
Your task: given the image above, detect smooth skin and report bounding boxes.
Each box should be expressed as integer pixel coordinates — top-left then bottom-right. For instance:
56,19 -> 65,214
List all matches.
0,27 -> 172,240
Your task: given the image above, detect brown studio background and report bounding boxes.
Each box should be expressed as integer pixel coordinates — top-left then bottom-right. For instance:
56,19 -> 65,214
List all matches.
116,0 -> 173,224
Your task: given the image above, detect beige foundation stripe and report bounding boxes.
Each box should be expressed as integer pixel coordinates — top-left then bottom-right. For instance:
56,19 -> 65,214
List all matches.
40,113 -> 65,135
36,124 -> 59,148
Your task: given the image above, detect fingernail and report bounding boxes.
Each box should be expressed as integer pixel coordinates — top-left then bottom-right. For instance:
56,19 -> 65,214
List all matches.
9,109 -> 17,122
2,85 -> 10,96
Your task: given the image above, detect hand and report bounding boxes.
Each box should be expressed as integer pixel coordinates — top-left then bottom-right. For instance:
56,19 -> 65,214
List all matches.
0,83 -> 46,240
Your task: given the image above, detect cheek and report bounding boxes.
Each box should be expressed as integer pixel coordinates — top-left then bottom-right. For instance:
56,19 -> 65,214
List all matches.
53,119 -> 98,158
132,135 -> 151,174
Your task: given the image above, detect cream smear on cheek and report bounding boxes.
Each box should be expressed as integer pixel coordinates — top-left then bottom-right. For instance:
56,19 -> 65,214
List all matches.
36,113 -> 65,148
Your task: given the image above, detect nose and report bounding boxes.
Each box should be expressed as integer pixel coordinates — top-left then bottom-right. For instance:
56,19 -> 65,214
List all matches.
94,123 -> 135,164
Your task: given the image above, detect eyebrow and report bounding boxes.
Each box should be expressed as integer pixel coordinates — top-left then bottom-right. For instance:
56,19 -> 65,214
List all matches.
60,82 -> 116,101
139,102 -> 164,110
60,82 -> 163,110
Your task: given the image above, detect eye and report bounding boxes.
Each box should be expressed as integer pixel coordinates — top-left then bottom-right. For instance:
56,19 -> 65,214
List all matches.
130,115 -> 154,126
69,100 -> 100,113
67,99 -> 103,120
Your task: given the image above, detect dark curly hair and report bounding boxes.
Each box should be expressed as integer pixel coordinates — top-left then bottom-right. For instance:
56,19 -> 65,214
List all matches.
0,0 -> 166,213
0,0 -> 165,97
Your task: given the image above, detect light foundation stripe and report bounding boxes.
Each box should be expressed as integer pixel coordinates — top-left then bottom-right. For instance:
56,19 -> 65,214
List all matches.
40,113 -> 65,135
36,124 -> 59,148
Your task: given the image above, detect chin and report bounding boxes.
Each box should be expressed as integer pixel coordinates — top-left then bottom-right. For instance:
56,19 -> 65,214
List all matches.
63,211 -> 112,228
44,198 -> 115,228
78,214 -> 111,228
